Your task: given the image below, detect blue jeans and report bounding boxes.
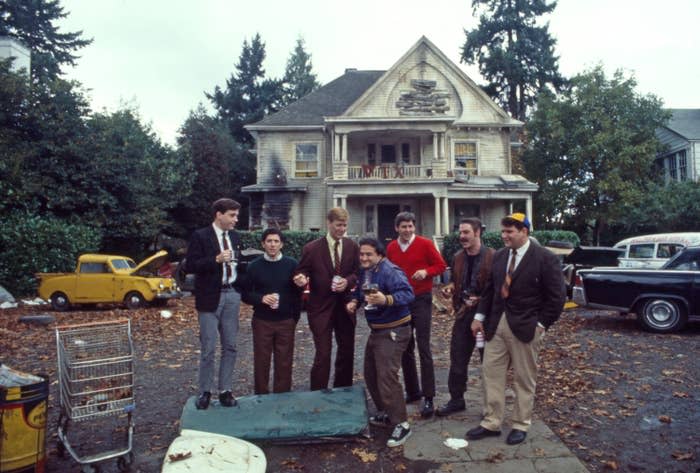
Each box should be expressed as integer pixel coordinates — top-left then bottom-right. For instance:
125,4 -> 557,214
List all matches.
197,288 -> 241,393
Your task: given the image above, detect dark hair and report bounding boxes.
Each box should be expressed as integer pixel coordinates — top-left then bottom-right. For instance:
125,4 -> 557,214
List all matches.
459,217 -> 482,235
501,216 -> 529,233
261,228 -> 284,243
358,237 -> 386,256
212,198 -> 241,217
394,211 -> 416,227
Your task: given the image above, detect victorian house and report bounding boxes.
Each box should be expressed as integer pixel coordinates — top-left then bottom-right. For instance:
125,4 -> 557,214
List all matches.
243,36 -> 537,243
656,109 -> 700,183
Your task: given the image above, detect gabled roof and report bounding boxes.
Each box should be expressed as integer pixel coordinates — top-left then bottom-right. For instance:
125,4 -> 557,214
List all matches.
248,70 -> 384,128
665,109 -> 700,140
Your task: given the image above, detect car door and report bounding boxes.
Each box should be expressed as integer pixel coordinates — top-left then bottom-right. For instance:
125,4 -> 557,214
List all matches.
74,262 -> 115,301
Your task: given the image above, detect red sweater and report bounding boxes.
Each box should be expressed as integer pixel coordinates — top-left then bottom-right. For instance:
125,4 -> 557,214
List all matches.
386,235 -> 447,296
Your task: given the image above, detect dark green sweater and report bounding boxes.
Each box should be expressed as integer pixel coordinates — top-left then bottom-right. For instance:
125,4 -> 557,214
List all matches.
242,255 -> 300,321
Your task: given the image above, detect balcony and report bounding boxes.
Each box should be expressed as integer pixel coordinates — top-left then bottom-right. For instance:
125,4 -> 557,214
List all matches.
347,164 -> 433,180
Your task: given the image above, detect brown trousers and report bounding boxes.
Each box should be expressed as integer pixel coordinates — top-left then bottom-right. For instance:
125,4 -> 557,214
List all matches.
364,325 -> 411,425
307,304 -> 356,390
252,317 -> 296,394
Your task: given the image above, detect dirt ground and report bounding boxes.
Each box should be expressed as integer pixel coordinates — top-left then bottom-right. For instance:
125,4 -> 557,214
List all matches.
1,296 -> 698,473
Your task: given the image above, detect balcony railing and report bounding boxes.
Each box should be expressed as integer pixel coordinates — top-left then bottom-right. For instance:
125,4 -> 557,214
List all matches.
347,164 -> 432,180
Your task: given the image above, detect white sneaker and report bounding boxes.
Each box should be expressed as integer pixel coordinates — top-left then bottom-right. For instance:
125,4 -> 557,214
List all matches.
387,423 -> 411,447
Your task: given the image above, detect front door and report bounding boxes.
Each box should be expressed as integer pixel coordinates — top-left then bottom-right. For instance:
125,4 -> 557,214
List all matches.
377,204 -> 400,244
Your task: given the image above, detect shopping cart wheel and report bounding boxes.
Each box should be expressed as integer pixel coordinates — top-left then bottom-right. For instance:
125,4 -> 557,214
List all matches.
117,452 -> 134,472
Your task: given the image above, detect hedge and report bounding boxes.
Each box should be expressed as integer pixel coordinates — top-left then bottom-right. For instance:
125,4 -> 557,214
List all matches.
0,212 -> 102,297
442,229 -> 580,263
239,230 -> 323,262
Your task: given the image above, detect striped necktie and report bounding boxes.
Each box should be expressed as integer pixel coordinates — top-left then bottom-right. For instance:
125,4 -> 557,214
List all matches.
500,248 -> 517,299
222,231 -> 232,281
333,240 -> 341,275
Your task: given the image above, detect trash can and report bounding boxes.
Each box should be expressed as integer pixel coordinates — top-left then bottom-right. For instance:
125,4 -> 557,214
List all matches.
0,366 -> 48,473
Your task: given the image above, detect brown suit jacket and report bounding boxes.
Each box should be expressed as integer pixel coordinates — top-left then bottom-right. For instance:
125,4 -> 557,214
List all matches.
295,236 -> 360,316
451,245 -> 495,319
476,241 -> 566,343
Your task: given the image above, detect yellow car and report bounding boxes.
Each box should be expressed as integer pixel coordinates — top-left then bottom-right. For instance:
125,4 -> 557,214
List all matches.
36,250 -> 181,311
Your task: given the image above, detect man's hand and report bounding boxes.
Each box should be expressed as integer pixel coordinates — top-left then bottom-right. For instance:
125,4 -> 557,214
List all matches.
412,269 -> 428,281
366,290 -> 388,306
261,294 -> 277,307
293,273 -> 308,287
216,250 -> 233,264
345,300 -> 358,315
334,277 -> 348,292
471,319 -> 484,338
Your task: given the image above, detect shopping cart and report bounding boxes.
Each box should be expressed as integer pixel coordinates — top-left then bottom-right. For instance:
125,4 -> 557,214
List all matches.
55,319 -> 135,472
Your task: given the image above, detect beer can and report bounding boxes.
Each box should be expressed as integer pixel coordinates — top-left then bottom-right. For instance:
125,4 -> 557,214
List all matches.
476,331 -> 485,348
271,293 -> 279,309
331,275 -> 342,291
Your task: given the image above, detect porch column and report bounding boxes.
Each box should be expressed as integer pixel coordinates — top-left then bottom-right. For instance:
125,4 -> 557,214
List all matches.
341,134 -> 348,162
526,197 -> 534,231
434,196 -> 441,236
341,196 -> 347,209
334,133 -> 341,162
442,197 -> 449,235
440,133 -> 445,160
433,133 -> 438,160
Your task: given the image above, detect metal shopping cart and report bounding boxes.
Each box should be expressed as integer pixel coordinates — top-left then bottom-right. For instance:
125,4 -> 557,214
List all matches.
55,319 -> 135,472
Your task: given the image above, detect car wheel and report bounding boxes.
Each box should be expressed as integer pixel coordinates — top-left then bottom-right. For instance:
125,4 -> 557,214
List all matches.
50,292 -> 70,311
124,291 -> 145,310
639,298 -> 687,333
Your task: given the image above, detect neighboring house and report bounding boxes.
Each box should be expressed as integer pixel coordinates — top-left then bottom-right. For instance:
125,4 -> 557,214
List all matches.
656,109 -> 700,183
0,36 -> 31,74
243,36 -> 537,243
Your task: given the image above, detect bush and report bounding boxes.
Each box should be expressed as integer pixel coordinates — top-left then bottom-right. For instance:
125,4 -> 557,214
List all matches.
238,230 -> 323,261
442,230 -> 580,263
0,212 -> 102,296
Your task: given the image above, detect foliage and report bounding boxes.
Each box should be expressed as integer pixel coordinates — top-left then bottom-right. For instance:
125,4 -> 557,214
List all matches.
238,230 -> 322,261
521,66 -> 669,245
207,33 -> 282,147
0,0 -> 92,82
280,37 -> 321,107
442,229 -> 579,262
174,105 -> 253,234
0,211 -> 102,296
461,0 -> 565,120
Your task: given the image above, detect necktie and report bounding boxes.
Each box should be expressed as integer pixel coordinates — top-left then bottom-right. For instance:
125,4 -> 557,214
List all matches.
500,248 -> 517,299
222,231 -> 232,281
333,240 -> 341,275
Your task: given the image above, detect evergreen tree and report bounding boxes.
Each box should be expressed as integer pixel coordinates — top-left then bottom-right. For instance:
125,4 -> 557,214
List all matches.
207,33 -> 281,147
461,0 -> 565,120
281,37 -> 320,106
0,0 -> 92,82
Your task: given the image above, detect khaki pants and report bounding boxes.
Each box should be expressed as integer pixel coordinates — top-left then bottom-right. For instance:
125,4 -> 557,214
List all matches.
481,315 -> 545,432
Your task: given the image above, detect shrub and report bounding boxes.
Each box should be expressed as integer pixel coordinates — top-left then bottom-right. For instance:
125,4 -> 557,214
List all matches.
238,230 -> 323,261
442,230 -> 580,263
0,212 -> 102,296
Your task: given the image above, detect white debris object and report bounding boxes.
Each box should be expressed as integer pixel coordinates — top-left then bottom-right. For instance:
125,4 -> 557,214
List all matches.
443,438 -> 469,450
160,310 -> 173,319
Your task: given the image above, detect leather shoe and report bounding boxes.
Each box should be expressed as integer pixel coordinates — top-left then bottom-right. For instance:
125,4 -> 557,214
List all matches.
506,429 -> 527,445
436,399 -> 466,417
195,392 -> 211,410
405,392 -> 423,403
420,398 -> 434,418
466,425 -> 501,440
219,391 -> 237,407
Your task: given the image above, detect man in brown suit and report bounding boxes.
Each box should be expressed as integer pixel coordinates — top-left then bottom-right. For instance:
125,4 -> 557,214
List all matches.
294,208 -> 360,390
467,213 -> 565,445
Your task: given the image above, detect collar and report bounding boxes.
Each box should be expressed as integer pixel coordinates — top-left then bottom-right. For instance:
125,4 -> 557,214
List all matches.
398,234 -> 415,251
264,252 -> 283,262
326,233 -> 341,246
212,223 -> 227,238
512,238 -> 531,257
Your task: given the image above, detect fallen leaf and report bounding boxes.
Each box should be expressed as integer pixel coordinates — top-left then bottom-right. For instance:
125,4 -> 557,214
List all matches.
602,459 -> 618,470
351,448 -> 377,463
168,451 -> 192,462
658,415 -> 672,424
672,391 -> 689,398
486,449 -> 505,463
671,450 -> 695,461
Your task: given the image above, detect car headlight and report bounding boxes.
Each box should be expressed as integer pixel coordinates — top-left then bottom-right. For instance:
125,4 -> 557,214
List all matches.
159,283 -> 165,290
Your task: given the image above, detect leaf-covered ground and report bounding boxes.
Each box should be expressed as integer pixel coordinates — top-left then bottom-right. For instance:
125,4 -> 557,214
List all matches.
1,297 -> 698,472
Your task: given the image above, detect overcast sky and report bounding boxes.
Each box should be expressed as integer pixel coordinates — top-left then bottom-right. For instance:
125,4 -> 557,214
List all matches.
58,0 -> 700,145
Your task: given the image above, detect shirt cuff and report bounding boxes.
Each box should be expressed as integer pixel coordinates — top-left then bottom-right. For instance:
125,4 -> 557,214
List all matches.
474,313 -> 485,322
537,322 -> 545,329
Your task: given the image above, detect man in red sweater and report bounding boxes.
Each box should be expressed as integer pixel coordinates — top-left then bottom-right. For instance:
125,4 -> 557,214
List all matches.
386,211 -> 447,417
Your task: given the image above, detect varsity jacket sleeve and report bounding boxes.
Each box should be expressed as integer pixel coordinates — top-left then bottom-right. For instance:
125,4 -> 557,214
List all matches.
383,263 -> 415,307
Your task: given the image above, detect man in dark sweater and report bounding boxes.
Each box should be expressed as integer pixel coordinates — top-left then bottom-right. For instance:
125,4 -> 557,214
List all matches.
242,228 -> 300,394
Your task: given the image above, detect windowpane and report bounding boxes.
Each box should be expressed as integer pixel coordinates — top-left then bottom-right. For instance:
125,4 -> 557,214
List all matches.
295,143 -> 318,177
629,244 -> 655,259
454,142 -> 478,175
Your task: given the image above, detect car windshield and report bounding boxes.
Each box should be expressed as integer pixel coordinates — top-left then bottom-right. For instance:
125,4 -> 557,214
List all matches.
662,249 -> 700,270
112,259 -> 136,270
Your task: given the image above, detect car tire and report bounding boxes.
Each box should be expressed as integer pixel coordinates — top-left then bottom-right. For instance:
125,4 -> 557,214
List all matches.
638,298 -> 687,333
124,291 -> 145,310
50,292 -> 70,311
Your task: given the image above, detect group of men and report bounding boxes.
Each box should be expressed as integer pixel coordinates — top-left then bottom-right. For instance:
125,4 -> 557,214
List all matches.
185,198 -> 566,449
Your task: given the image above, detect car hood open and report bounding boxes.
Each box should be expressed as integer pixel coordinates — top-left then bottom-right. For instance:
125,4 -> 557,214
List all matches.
564,246 -> 624,266
131,250 -> 169,276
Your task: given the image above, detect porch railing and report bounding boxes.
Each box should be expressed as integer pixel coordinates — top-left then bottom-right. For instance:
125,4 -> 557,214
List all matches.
347,164 -> 432,180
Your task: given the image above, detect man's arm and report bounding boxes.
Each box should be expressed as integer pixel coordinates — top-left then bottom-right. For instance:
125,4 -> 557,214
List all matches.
383,265 -> 415,307
185,231 -> 218,274
538,249 -> 567,329
423,238 -> 447,277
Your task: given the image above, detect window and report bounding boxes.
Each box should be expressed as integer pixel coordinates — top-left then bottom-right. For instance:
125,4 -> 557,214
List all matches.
112,259 -> 135,270
629,244 -> 655,259
367,143 -> 377,165
678,150 -> 687,181
657,243 -> 684,258
381,145 -> 396,163
80,262 -> 110,273
401,143 -> 410,164
668,156 -> 677,181
295,143 -> 319,178
454,141 -> 478,176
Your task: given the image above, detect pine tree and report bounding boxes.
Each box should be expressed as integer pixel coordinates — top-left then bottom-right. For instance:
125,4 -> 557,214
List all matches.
0,0 -> 92,82
281,37 -> 320,106
461,0 -> 565,120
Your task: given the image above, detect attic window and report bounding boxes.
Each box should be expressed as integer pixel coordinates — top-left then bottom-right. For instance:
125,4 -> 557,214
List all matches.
454,141 -> 478,176
295,143 -> 319,178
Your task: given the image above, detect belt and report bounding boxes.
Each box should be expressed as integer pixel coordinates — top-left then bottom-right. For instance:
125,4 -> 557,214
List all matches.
371,322 -> 410,332
369,314 -> 412,331
221,283 -> 237,290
